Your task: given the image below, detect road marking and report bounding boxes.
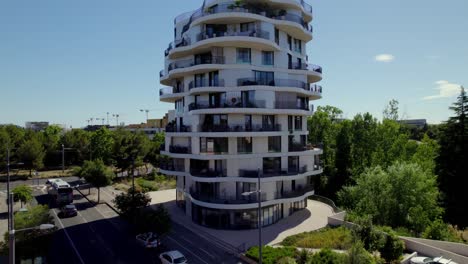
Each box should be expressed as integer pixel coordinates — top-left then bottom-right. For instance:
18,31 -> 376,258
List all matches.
180,236 -> 216,259
166,235 -> 210,264
51,209 -> 86,264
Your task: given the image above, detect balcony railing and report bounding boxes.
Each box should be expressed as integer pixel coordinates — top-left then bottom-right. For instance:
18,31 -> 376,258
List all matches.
169,145 -> 192,154
189,100 -> 266,111
190,168 -> 227,178
276,184 -> 314,199
189,79 -> 225,90
289,63 -> 323,74
199,124 -> 281,133
239,166 -> 308,178
289,143 -> 317,152
196,29 -> 270,42
237,78 -> 307,90
168,56 -> 225,72
275,101 -> 310,111
159,163 -> 185,172
165,125 -> 192,133
160,86 -> 185,96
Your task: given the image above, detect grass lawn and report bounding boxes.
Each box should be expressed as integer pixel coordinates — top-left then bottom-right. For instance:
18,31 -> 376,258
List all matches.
281,226 -> 353,250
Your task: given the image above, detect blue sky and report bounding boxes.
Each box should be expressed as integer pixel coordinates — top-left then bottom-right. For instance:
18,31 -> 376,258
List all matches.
1,0 -> 467,128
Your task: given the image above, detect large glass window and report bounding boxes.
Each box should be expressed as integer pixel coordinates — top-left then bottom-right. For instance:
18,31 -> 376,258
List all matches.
237,137 -> 253,154
275,28 -> 279,45
254,71 -> 274,85
288,156 -> 299,173
294,116 -> 302,130
240,22 -> 254,32
268,136 -> 281,153
237,48 -> 251,64
263,157 -> 281,175
200,138 -> 228,154
262,51 -> 274,66
293,38 -> 302,53
262,115 -> 275,129
288,116 -> 293,130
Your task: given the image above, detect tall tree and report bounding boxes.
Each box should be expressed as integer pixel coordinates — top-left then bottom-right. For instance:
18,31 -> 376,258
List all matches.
437,86 -> 468,227
338,162 -> 442,234
145,132 -> 165,170
42,125 -> 63,166
0,127 -> 9,168
112,129 -> 150,175
61,129 -> 91,165
16,133 -> 45,176
382,99 -> 399,121
350,113 -> 379,176
78,159 -> 114,203
90,127 -> 114,164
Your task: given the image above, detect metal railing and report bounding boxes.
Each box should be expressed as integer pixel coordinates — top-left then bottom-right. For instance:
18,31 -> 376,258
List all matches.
199,124 -> 281,133
169,145 -> 192,154
275,101 -> 310,111
165,125 -> 192,133
237,78 -> 307,90
196,29 -> 270,42
189,100 -> 267,111
189,79 -> 225,90
168,56 -> 225,72
278,184 -> 314,199
289,142 -> 316,152
190,168 -> 227,178
239,166 -> 308,178
160,86 -> 184,96
190,188 -> 268,204
159,163 -> 185,172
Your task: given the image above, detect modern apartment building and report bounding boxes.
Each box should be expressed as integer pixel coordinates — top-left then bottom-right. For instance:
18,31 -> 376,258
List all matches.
159,0 -> 323,229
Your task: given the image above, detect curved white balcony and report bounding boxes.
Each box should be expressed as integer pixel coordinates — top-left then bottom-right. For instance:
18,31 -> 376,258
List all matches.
160,148 -> 322,160
186,186 -> 315,210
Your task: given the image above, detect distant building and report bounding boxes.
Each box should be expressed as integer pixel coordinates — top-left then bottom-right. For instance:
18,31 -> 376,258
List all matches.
25,122 -> 49,131
398,119 -> 427,129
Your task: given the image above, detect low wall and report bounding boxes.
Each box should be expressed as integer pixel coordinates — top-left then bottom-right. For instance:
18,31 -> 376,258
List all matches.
400,237 -> 468,257
401,252 -> 418,264
400,237 -> 468,264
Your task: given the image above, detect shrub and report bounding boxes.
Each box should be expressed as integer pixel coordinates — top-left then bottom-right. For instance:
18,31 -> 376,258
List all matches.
113,188 -> 151,217
347,241 -> 377,264
246,246 -> 296,264
309,248 -> 346,264
136,178 -> 158,192
422,218 -> 462,242
276,256 -> 297,264
380,233 -> 404,263
282,227 -> 352,250
351,216 -> 384,251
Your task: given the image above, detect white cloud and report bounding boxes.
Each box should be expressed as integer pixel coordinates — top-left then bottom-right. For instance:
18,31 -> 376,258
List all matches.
422,80 -> 461,100
375,54 -> 395,62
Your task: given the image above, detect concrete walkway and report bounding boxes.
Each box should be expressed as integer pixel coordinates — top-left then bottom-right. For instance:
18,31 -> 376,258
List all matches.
147,189 -> 334,250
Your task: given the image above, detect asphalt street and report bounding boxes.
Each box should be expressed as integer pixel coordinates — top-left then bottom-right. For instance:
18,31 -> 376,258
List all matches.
31,186 -> 245,264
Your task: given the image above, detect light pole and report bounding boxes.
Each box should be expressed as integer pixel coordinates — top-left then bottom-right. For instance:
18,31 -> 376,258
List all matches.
113,114 -> 120,127
6,146 -> 11,234
61,144 -> 65,175
140,109 -> 150,123
242,168 -> 262,264
8,195 -> 55,264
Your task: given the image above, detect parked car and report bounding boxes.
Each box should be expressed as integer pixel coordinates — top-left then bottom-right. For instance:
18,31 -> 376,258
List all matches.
410,256 -> 458,264
60,204 -> 78,217
136,232 -> 161,248
159,250 -> 187,264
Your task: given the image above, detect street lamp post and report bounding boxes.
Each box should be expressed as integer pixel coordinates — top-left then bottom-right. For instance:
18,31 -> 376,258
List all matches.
241,168 -> 263,264
61,144 -> 65,175
140,109 -> 150,123
6,146 -> 11,233
8,194 -> 55,263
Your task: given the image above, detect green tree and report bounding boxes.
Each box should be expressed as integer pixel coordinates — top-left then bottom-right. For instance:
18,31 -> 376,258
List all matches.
17,133 -> 45,176
347,241 -> 377,264
350,113 -> 379,177
145,132 -> 165,170
42,125 -> 63,166
135,205 -> 171,235
61,129 -> 91,165
12,185 -> 33,207
90,127 -> 114,164
0,127 -> 9,168
78,159 -> 114,203
338,163 -> 442,233
112,129 -> 150,175
113,188 -> 151,217
380,232 -> 404,263
382,99 -> 399,121
437,87 -> 468,227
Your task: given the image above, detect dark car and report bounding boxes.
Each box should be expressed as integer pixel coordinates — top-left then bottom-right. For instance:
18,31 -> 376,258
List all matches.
60,204 -> 78,217
136,232 -> 161,248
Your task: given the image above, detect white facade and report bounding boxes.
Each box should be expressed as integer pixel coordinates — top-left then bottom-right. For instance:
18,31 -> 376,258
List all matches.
159,0 -> 323,229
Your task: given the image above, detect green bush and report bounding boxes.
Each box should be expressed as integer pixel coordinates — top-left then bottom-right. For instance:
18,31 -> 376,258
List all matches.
246,246 -> 296,264
136,178 -> 159,192
276,256 -> 297,264
380,233 -> 404,263
281,227 -> 352,250
309,248 -> 347,264
347,241 -> 378,264
423,218 -> 462,242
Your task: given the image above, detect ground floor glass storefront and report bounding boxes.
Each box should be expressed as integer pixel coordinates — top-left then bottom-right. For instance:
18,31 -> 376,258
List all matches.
191,199 -> 307,229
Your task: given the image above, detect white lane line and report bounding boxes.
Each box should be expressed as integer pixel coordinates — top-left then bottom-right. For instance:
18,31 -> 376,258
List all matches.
180,236 -> 216,259
166,235 -> 210,264
51,209 -> 86,264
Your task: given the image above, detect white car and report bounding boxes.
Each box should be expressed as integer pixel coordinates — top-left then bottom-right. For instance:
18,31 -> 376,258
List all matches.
159,250 -> 187,264
410,256 -> 458,264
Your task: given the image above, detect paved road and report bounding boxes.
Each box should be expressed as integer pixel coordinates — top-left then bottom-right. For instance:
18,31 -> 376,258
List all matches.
0,176 -> 80,192
32,186 -> 244,264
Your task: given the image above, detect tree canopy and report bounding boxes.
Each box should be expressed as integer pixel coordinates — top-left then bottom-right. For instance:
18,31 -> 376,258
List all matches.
78,159 -> 114,203
12,185 -> 33,207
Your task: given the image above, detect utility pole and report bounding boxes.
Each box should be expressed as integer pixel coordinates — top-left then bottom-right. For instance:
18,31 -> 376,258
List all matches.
61,144 -> 65,175
9,192 -> 14,264
6,146 -> 10,234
